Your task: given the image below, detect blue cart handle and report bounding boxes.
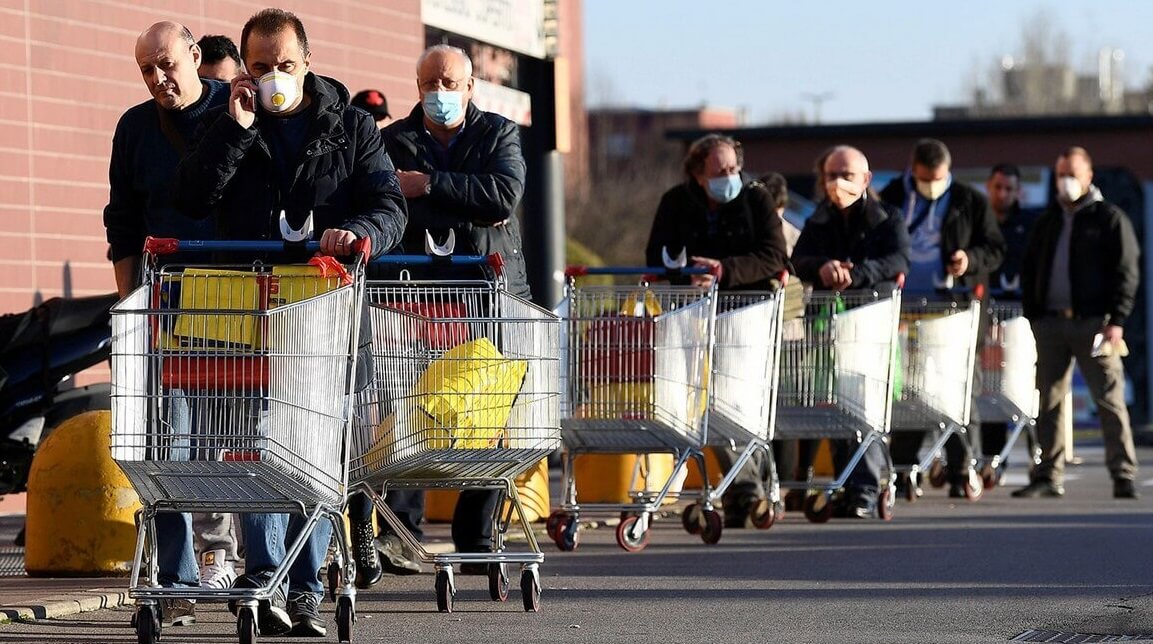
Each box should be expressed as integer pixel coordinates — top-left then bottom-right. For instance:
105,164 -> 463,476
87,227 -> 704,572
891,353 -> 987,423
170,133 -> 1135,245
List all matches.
143,236 -> 373,263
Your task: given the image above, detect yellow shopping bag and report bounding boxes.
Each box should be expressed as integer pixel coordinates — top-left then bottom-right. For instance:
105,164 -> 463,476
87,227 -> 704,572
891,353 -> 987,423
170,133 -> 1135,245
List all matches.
172,268 -> 260,347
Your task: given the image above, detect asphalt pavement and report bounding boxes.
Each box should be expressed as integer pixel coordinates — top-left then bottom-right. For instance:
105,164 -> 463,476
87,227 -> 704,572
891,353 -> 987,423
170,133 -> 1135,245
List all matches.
3,440 -> 1153,643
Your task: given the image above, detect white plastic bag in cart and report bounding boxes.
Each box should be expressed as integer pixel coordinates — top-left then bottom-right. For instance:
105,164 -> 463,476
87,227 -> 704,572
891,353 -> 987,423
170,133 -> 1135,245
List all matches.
999,316 -> 1038,415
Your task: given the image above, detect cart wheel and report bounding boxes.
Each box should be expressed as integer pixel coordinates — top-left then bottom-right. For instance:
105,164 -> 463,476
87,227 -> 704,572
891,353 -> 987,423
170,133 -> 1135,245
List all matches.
749,498 -> 777,530
488,562 -> 510,602
336,596 -> 355,643
135,605 -> 159,644
901,473 -> 919,503
545,510 -> 567,541
877,487 -> 895,521
964,469 -> 984,502
520,568 -> 541,613
615,514 -> 649,553
435,569 -> 455,613
327,561 -> 342,602
554,516 -> 580,552
980,463 -> 999,490
699,509 -> 723,544
802,492 -> 835,524
928,459 -> 948,488
237,606 -> 257,644
681,503 -> 703,535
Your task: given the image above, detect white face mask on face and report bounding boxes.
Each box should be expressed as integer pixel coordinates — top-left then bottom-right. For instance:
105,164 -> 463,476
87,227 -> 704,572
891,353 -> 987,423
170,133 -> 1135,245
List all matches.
257,71 -> 299,113
915,178 -> 949,201
1057,176 -> 1085,202
827,177 -> 863,210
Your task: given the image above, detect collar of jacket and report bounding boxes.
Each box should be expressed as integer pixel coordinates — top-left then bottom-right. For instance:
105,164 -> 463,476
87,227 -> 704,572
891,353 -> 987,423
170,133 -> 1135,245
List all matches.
256,72 -> 351,159
809,194 -> 887,227
395,101 -> 487,152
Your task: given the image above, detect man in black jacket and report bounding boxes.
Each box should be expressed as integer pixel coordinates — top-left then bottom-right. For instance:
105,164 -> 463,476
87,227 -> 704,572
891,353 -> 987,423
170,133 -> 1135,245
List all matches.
792,146 -> 910,518
879,138 -> 1005,498
176,9 -> 407,638
1013,146 -> 1140,500
644,133 -> 789,527
380,44 -> 526,571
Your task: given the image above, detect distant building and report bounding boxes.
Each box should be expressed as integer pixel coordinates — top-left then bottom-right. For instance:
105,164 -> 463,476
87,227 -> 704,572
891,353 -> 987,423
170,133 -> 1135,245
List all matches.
587,107 -> 742,182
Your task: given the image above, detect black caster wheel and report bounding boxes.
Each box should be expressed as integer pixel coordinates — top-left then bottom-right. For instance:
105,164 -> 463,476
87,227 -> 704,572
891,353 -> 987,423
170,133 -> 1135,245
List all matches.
327,561 -> 342,602
615,514 -> 649,552
135,605 -> 160,644
435,569 -> 455,613
681,503 -> 703,535
802,492 -> 835,523
336,596 -> 355,643
750,498 -> 777,530
700,509 -> 723,544
928,459 -> 948,488
237,606 -> 257,644
878,487 -> 895,521
520,568 -> 541,613
964,468 -> 984,502
553,514 -> 579,552
488,562 -> 510,602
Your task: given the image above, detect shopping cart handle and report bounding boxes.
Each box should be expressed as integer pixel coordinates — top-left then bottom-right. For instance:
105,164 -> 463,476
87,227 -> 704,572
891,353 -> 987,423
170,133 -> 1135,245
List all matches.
143,236 -> 372,262
370,252 -> 505,275
564,265 -> 710,277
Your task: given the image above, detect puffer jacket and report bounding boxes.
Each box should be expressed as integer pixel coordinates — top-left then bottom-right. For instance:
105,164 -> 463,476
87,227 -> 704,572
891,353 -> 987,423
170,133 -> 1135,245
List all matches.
381,102 -> 529,297
175,72 -> 407,260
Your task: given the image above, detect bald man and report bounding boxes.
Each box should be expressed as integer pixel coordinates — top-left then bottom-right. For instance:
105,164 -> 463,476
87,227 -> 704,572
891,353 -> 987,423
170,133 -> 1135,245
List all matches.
791,145 -> 910,519
103,21 -> 232,629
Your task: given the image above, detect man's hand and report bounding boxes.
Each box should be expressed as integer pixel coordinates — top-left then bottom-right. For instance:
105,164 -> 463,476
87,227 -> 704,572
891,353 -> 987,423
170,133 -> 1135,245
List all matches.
229,74 -> 258,129
397,170 -> 430,199
319,228 -> 358,257
947,250 -> 969,277
1103,323 -> 1125,345
690,256 -> 722,289
818,259 -> 854,291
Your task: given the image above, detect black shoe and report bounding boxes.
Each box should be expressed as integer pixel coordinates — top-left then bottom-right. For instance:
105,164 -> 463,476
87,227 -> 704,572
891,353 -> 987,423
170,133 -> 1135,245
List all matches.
377,533 -> 422,575
948,482 -> 966,499
1011,480 -> 1065,498
457,546 -> 492,575
159,598 -> 196,627
351,519 -> 383,588
287,592 -> 326,637
1114,478 -> 1140,499
783,489 -> 806,512
229,573 -> 292,636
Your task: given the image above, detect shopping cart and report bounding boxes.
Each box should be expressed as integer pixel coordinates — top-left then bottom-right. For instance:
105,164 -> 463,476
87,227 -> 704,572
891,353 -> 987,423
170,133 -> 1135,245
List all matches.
549,265 -> 717,552
110,237 -> 369,644
775,287 -> 903,523
891,294 -> 984,501
976,297 -> 1041,488
690,287 -> 787,530
349,254 -> 560,613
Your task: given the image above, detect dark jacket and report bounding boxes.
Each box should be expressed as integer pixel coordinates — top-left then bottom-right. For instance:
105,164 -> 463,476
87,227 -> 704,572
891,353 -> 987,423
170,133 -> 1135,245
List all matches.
175,72 -> 407,260
991,202 -> 1042,295
879,177 -> 1006,292
791,196 -> 910,292
644,178 -> 789,290
381,102 -> 529,297
104,80 -> 229,262
1021,196 -> 1140,326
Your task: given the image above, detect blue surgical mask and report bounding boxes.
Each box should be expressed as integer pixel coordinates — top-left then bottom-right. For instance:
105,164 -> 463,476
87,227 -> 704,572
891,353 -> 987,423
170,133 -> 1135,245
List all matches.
422,90 -> 465,126
706,174 -> 742,203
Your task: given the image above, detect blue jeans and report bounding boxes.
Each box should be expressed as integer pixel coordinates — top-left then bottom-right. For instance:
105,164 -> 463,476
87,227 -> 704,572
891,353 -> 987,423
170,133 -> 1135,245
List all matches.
243,512 -> 332,598
157,391 -> 198,588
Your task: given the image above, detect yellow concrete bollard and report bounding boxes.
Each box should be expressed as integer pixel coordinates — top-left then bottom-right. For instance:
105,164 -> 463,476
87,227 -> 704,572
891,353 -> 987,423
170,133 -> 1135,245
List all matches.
425,457 -> 551,523
24,410 -> 140,576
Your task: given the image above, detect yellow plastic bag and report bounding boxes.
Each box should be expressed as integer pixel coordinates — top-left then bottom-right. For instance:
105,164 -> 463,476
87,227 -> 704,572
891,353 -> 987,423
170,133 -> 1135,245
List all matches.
413,337 -> 528,449
620,290 -> 663,317
172,269 -> 260,347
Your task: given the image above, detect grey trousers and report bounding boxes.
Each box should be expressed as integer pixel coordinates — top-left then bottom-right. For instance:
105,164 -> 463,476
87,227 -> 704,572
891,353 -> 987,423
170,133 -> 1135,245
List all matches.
192,512 -> 240,561
1033,316 -> 1138,484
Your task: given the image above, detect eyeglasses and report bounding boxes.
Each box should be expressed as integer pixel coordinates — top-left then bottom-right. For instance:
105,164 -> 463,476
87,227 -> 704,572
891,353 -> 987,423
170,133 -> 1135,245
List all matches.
419,77 -> 468,92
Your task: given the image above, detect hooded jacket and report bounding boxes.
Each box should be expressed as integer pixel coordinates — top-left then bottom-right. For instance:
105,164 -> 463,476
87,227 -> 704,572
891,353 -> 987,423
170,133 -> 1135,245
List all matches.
175,72 -> 407,259
381,102 -> 529,297
644,178 -> 789,290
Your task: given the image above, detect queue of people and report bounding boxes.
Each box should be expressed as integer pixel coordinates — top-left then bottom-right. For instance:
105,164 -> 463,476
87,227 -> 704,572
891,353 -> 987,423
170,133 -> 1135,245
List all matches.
102,7 -> 1141,638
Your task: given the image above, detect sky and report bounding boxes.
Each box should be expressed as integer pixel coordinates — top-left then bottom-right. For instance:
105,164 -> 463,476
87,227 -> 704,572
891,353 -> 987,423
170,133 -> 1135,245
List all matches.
583,0 -> 1153,125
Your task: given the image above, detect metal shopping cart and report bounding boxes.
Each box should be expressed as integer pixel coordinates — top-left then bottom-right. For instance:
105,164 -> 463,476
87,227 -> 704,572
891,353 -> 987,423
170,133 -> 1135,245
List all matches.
976,298 -> 1041,489
349,254 -> 560,613
891,295 -> 984,501
689,287 -> 787,531
110,237 -> 369,644
776,287 -> 903,523
548,266 -> 718,552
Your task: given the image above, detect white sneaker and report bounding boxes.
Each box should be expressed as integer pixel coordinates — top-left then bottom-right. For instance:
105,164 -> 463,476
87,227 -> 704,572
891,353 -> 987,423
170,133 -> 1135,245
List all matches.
198,548 -> 237,589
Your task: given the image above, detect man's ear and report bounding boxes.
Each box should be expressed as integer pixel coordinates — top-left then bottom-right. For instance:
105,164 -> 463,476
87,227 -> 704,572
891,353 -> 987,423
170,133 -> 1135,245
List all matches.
863,170 -> 873,188
190,43 -> 202,67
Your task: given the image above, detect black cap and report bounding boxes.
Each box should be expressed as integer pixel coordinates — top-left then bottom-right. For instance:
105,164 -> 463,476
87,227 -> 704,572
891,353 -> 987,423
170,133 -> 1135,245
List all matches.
351,89 -> 390,120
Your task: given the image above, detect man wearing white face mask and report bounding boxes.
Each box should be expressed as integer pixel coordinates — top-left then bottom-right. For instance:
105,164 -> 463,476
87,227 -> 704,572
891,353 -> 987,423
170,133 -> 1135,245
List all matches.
645,133 -> 789,527
791,146 -> 910,518
176,8 -> 407,638
1014,146 -> 1140,500
879,138 -> 1005,499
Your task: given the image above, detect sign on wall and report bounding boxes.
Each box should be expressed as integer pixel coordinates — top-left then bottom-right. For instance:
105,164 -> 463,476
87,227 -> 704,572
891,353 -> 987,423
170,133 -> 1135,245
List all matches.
422,0 -> 546,59
472,79 -> 532,126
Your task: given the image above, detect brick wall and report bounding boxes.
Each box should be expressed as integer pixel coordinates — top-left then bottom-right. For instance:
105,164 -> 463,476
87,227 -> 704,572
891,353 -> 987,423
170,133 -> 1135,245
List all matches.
0,0 -> 423,314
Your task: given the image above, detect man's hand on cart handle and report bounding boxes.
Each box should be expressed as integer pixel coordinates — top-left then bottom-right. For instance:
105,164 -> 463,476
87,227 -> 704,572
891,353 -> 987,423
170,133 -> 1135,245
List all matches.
319,228 -> 359,257
690,256 -> 723,288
